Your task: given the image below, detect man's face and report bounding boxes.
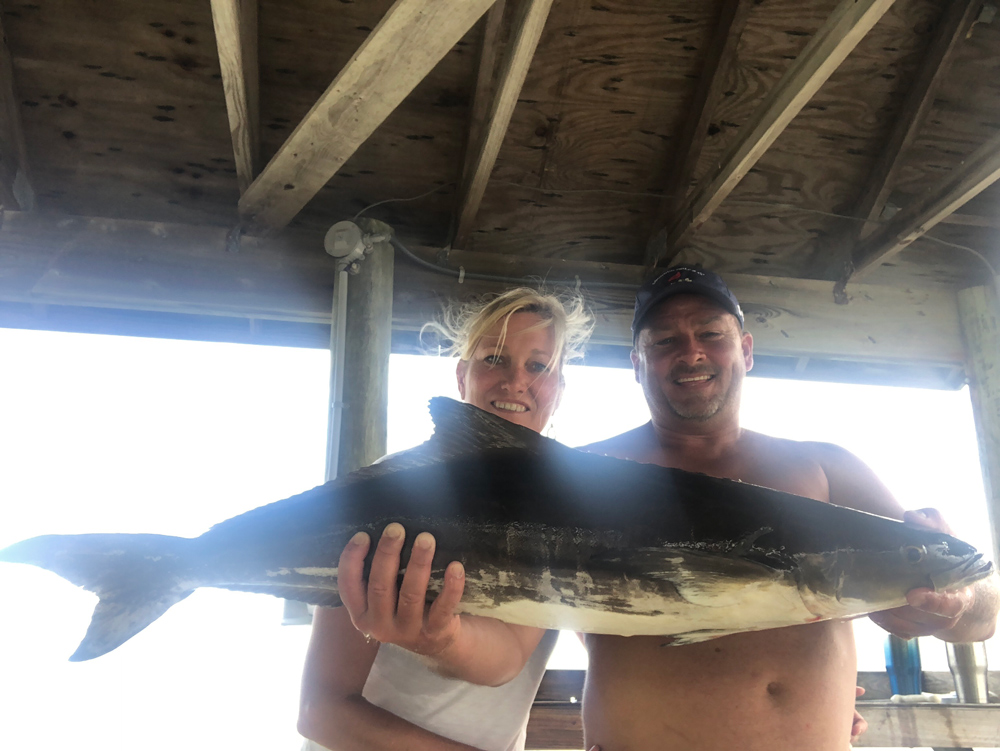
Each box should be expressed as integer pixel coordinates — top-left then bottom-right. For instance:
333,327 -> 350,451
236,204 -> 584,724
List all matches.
631,294 -> 753,425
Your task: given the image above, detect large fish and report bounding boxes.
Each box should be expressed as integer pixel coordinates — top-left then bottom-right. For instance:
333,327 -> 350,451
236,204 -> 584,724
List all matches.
0,398 -> 992,661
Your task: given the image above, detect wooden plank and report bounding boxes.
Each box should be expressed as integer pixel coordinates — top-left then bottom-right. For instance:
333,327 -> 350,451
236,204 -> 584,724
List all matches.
395,245 -> 965,365
643,0 -> 754,266
841,131 -> 1000,288
237,0 -> 495,235
526,704 -> 582,750
855,703 -> 1000,748
460,0 -> 507,191
939,213 -> 1000,229
0,12 -> 34,211
849,0 -> 980,238
0,212 -> 966,367
813,0 -> 982,281
452,0 -> 556,249
958,279 -> 1000,568
525,698 -> 1000,750
210,0 -> 260,195
659,0 -> 897,261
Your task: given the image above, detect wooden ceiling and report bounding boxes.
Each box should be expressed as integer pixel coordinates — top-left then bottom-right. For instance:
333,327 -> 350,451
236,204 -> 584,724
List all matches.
0,0 -> 997,376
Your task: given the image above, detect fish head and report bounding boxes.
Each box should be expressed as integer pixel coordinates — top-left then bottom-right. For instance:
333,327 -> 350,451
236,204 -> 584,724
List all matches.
796,525 -> 994,619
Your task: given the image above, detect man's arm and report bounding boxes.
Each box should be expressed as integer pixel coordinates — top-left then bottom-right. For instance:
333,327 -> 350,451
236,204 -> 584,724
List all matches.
811,442 -> 999,642
298,606 -> 485,751
337,524 -> 546,686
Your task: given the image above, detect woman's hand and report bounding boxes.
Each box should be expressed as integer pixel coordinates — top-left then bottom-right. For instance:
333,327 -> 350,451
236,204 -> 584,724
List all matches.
337,523 -> 467,657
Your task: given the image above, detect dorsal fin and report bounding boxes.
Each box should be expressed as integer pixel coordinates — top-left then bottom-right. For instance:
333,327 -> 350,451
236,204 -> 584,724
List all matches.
294,398 -> 552,497
427,397 -> 549,456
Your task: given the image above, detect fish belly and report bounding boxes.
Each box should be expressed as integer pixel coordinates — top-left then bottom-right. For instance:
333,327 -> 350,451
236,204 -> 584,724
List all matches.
453,554 -> 819,643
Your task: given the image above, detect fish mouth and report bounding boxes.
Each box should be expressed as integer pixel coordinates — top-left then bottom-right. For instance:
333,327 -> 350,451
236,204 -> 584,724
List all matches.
930,553 -> 994,592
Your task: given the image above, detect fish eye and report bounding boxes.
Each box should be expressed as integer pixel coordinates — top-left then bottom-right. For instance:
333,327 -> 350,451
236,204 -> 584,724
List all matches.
903,545 -> 926,564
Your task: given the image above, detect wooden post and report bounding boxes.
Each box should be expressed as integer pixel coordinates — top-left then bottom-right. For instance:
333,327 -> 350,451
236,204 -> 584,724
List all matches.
337,219 -> 394,475
957,277 -> 1000,567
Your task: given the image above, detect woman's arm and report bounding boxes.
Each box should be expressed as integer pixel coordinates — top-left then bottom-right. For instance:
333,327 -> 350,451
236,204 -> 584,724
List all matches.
298,606 -> 484,751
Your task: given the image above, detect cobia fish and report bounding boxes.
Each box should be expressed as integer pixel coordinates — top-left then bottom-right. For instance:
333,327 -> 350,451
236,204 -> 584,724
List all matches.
0,397 -> 992,661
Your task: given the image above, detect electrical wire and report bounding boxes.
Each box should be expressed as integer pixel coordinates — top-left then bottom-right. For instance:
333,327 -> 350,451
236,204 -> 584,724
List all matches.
355,181 -> 998,286
353,183 -> 456,221
922,234 -> 1000,277
388,237 -> 638,290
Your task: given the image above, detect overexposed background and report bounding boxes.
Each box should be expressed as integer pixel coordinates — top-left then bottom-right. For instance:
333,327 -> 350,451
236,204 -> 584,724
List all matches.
0,328 -> 994,750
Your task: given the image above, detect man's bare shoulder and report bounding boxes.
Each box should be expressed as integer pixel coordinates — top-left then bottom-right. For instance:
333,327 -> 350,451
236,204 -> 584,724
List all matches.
576,423 -> 655,460
745,432 -> 904,518
741,431 -> 867,464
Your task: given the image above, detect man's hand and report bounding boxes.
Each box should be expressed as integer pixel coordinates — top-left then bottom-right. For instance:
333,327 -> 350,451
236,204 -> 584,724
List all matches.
850,686 -> 867,747
337,523 -> 466,657
869,508 -> 975,639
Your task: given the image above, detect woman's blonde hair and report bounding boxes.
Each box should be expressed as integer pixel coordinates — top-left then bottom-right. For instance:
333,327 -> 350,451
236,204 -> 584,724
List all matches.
422,287 -> 593,372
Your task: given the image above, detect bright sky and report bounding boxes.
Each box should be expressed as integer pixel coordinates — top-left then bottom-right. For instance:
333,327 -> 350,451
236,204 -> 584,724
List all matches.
0,328 -> 995,751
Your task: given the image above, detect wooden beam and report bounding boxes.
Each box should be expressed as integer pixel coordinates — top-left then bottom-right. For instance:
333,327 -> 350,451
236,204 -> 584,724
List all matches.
958,279 -> 1000,567
655,0 -> 897,265
851,0 -> 981,239
452,0 -> 555,249
854,703 -> 1000,748
839,131 -> 1000,289
939,212 -> 1000,229
210,0 -> 260,195
0,13 -> 33,211
237,0 -> 495,235
460,0 -> 507,191
643,0 -> 754,266
525,700 -> 1000,750
0,212 -> 966,368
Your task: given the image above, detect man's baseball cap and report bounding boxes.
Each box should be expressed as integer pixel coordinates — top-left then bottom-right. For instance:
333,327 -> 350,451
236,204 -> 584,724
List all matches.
632,266 -> 744,341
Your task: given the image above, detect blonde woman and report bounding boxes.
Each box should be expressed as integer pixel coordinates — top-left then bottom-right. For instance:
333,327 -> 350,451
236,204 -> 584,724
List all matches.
298,287 -> 592,751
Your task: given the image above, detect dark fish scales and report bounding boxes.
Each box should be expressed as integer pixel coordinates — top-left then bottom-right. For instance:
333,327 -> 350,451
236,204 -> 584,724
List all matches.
0,398 -> 992,660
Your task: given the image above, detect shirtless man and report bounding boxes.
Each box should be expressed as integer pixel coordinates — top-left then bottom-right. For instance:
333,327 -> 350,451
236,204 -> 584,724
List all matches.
337,267 -> 999,750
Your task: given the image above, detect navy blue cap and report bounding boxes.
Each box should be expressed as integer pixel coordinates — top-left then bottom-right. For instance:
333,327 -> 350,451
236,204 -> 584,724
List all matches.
632,266 -> 744,341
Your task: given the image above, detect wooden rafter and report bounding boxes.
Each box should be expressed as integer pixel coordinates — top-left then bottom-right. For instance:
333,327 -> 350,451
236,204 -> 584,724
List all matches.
655,0 -> 897,265
460,0 -> 507,191
210,0 -> 260,195
837,131 -> 1000,293
939,212 -> 1000,229
848,0 -> 981,239
0,12 -> 33,211
644,0 -> 754,267
238,0 -> 496,236
452,0 -> 555,249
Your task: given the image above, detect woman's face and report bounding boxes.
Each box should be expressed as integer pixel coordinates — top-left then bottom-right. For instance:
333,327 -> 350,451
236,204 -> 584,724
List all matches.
456,312 -> 564,434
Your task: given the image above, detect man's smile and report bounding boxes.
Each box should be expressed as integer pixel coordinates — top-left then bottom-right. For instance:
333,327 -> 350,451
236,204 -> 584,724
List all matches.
674,374 -> 715,385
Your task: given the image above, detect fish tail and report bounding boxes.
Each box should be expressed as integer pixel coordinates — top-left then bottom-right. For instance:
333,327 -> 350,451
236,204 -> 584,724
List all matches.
0,533 -> 196,661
